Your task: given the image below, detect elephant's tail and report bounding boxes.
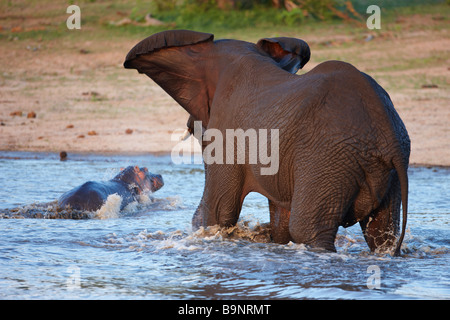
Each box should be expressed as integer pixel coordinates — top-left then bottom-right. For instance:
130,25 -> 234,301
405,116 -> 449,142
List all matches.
392,155 -> 408,257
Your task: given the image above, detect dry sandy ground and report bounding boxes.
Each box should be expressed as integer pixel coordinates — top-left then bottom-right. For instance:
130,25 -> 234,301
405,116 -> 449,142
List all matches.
0,11 -> 449,166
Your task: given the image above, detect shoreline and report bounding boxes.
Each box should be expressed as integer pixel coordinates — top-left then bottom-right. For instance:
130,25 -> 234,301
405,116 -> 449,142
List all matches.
1,9 -> 448,168
1,150 -> 448,169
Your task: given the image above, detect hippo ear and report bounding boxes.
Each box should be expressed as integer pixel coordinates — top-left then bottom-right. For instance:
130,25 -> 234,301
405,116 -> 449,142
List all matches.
256,37 -> 310,74
124,30 -> 215,126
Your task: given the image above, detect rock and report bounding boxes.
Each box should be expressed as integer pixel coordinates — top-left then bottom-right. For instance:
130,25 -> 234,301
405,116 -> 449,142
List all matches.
364,34 -> 374,42
143,13 -> 164,26
10,111 -> 22,117
110,18 -> 133,27
82,91 -> 100,97
27,111 -> 36,118
125,128 -> 133,134
26,45 -> 41,52
82,91 -> 105,101
11,26 -> 22,33
87,130 -> 97,136
109,13 -> 165,27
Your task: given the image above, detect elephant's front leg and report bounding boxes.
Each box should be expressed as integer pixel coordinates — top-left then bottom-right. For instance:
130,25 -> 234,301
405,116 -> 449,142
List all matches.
268,200 -> 292,244
192,164 -> 245,229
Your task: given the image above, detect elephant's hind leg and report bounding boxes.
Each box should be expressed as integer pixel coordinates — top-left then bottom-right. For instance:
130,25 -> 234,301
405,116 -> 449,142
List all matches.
269,200 -> 292,244
289,203 -> 341,252
288,171 -> 358,252
359,171 -> 401,253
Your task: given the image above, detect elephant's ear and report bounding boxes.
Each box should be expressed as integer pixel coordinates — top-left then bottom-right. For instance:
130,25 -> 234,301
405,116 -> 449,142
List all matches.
124,30 -> 215,126
124,30 -> 214,65
256,37 -> 310,74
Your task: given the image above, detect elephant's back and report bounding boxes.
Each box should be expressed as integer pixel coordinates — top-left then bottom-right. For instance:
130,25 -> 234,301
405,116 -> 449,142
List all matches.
298,60 -> 401,138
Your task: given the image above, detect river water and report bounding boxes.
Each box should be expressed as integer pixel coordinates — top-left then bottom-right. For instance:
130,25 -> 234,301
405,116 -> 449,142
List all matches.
0,151 -> 448,299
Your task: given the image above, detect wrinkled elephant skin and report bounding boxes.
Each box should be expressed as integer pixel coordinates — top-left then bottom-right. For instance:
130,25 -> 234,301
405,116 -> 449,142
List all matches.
124,30 -> 410,256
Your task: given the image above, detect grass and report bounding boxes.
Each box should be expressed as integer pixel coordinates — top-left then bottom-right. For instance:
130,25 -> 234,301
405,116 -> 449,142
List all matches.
0,1 -> 447,42
0,0 -> 447,160
374,54 -> 448,73
1,0 -> 448,95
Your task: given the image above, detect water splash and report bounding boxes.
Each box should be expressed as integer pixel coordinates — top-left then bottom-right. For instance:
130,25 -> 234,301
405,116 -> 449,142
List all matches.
0,194 -> 180,219
95,194 -> 122,219
0,201 -> 93,219
192,221 -> 272,243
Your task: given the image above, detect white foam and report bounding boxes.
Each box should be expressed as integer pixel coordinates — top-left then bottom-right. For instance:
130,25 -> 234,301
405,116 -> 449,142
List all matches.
189,221 -> 272,243
122,200 -> 139,213
95,193 -> 122,219
138,193 -> 153,204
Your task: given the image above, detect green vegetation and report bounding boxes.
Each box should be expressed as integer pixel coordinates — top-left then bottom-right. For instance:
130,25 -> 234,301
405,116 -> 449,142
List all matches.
0,0 -> 447,41
108,0 -> 447,33
0,0 -> 448,94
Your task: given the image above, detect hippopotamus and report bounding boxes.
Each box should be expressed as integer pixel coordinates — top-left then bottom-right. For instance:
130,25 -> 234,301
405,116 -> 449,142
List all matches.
58,166 -> 164,211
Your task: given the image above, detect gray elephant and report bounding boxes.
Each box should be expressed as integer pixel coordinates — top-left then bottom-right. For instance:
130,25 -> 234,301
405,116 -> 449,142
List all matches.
124,30 -> 410,255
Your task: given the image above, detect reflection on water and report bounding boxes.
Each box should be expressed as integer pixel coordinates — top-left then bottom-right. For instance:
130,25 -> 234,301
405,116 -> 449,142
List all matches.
0,151 -> 449,299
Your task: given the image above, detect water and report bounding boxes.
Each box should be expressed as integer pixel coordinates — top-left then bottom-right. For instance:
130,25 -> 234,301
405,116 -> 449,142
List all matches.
0,151 -> 449,299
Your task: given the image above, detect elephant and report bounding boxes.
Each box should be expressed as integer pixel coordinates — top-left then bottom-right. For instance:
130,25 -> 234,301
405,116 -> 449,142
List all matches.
124,30 -> 410,256
58,166 -> 164,211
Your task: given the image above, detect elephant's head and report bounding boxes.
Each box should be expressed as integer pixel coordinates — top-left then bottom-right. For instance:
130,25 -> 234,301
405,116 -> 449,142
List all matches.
256,37 -> 310,74
124,30 -> 310,127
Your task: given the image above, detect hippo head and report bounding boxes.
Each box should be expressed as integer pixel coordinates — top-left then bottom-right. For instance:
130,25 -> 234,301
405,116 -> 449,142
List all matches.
114,166 -> 164,194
